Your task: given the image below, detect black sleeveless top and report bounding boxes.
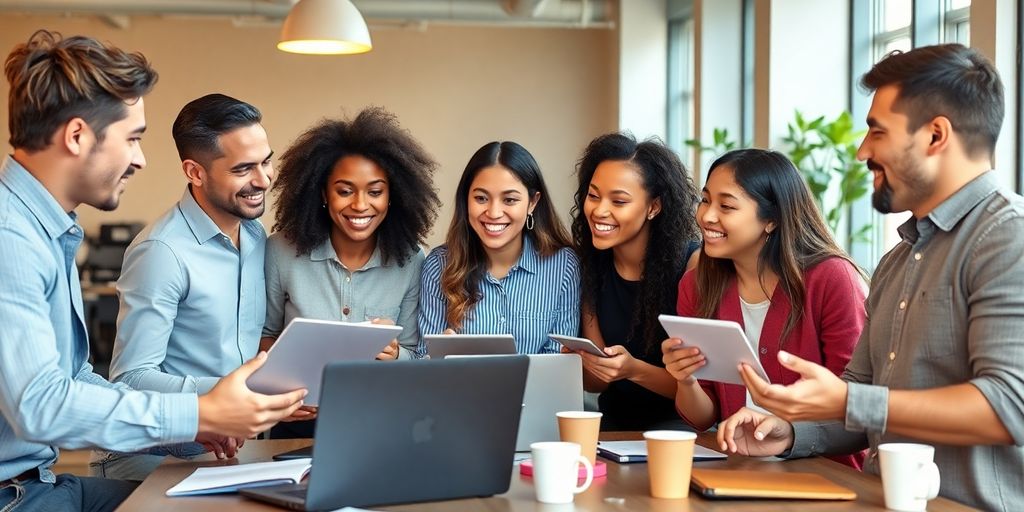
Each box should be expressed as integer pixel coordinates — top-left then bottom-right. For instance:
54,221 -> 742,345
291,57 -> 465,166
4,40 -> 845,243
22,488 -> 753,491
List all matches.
595,241 -> 700,431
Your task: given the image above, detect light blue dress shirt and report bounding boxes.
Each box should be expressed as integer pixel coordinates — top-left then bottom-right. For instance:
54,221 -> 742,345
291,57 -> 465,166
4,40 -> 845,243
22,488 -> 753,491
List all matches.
110,187 -> 267,395
0,156 -> 197,483
418,236 -> 581,355
263,233 -> 423,359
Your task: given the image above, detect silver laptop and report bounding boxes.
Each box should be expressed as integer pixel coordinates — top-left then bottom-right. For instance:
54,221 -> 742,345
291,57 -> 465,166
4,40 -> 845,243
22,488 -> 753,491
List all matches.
516,354 -> 584,451
424,333 -> 516,359
241,357 -> 529,510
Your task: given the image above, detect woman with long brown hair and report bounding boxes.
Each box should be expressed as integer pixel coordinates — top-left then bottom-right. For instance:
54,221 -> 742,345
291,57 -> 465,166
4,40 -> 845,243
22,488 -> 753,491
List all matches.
662,148 -> 867,469
418,141 -> 579,353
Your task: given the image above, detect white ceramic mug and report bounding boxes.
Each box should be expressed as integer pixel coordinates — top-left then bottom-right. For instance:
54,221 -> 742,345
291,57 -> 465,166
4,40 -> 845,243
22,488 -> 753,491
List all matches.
878,443 -> 941,512
530,441 -> 594,504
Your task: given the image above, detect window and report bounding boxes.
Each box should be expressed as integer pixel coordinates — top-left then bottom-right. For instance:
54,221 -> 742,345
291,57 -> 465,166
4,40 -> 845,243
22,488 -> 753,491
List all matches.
942,0 -> 970,45
872,0 -> 912,62
667,16 -> 695,165
868,0 -> 914,258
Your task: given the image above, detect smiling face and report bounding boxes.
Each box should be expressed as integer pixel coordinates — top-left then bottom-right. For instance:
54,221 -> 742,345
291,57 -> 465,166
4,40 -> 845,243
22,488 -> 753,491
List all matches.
466,165 -> 539,257
324,154 -> 389,246
857,84 -> 936,214
73,98 -> 148,211
583,160 -> 660,251
697,165 -> 773,261
190,123 -> 274,221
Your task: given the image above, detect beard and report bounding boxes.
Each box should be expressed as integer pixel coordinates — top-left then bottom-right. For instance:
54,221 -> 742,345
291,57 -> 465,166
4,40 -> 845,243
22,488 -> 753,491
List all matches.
869,160 -> 895,214
867,147 -> 932,215
212,184 -> 266,220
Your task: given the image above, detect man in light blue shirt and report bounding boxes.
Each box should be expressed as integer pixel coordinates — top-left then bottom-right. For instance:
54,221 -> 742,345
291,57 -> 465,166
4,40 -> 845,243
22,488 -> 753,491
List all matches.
0,31 -> 306,512
91,94 -> 302,479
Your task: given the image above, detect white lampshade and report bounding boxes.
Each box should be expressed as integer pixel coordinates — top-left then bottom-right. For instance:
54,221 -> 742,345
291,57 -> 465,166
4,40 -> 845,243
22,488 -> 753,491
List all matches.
278,0 -> 372,55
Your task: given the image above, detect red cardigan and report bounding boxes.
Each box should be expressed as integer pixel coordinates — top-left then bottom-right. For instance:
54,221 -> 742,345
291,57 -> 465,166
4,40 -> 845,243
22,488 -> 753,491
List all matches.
676,257 -> 867,469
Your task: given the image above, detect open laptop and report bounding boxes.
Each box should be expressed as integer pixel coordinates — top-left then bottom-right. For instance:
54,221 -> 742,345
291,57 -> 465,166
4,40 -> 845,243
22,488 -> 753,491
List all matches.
515,354 -> 584,451
424,334 -> 517,360
241,357 -> 529,510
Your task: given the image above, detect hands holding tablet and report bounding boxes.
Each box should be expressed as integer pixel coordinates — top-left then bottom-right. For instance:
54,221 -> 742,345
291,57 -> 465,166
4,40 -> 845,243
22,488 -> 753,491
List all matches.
661,338 -> 706,384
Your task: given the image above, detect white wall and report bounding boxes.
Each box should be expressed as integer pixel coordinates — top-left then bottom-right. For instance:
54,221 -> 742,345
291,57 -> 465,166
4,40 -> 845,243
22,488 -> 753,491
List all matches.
618,0 -> 668,140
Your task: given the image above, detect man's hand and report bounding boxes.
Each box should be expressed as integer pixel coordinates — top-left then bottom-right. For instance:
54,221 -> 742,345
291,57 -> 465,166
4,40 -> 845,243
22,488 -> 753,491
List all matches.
198,352 -> 308,438
376,339 -> 400,360
716,407 -> 794,456
741,350 -> 847,422
195,432 -> 245,459
280,405 -> 318,423
578,345 -> 637,383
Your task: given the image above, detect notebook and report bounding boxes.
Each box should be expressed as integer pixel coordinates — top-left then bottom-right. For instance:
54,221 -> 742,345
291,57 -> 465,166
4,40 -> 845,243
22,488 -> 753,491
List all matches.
165,458 -> 311,496
596,440 -> 728,463
690,468 -> 857,500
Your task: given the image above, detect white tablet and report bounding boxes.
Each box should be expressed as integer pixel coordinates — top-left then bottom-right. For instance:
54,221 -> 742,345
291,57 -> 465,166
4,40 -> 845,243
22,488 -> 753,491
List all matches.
246,318 -> 402,405
548,334 -> 608,358
657,314 -> 770,386
424,334 -> 516,359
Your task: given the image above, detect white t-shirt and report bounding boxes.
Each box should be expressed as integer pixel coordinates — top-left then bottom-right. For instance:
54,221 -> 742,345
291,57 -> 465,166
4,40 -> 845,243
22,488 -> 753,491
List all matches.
739,297 -> 771,413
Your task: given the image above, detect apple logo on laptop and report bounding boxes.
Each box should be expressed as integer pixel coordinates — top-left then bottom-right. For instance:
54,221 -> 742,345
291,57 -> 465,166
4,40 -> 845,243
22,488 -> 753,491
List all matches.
412,416 -> 435,444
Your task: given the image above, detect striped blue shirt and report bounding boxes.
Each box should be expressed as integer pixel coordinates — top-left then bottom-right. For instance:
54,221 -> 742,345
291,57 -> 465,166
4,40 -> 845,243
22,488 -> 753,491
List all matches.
418,236 -> 581,355
0,156 -> 197,483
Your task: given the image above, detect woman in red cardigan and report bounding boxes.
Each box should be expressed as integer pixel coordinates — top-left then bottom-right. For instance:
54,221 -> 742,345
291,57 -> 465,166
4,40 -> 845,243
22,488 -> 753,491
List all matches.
661,148 -> 867,469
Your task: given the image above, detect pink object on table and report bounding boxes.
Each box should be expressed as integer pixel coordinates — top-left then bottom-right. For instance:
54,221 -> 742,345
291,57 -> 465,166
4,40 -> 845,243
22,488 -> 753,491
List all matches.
520,459 -> 607,479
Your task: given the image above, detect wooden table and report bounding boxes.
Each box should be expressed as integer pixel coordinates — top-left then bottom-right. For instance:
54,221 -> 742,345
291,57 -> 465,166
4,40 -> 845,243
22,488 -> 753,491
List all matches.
118,434 -> 976,511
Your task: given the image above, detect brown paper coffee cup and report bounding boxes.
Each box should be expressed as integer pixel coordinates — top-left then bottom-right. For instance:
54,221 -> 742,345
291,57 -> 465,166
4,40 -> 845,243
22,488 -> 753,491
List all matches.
556,411 -> 602,465
644,430 -> 697,499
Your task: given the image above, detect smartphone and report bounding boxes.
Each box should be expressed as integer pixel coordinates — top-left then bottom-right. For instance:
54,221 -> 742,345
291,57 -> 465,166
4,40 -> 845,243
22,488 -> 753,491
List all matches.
548,334 -> 609,358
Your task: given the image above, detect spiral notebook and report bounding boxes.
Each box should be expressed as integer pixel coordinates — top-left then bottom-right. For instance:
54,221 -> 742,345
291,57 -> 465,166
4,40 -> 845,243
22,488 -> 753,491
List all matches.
165,458 -> 312,496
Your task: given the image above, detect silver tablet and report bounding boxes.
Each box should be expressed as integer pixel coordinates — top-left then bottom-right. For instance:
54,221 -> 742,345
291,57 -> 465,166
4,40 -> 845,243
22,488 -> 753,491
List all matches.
658,314 -> 770,386
246,318 -> 402,405
424,334 -> 516,359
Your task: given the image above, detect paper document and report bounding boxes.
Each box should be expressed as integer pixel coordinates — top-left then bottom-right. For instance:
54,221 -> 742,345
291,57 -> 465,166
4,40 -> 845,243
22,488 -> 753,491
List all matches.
165,458 -> 312,496
597,440 -> 727,463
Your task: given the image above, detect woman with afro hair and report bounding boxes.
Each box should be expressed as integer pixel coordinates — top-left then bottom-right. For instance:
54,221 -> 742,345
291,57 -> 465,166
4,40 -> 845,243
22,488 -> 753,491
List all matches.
261,107 -> 440,436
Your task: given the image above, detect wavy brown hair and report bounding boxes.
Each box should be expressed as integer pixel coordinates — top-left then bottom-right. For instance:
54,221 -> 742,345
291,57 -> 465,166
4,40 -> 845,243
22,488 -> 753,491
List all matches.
696,149 -> 865,342
271,107 -> 440,266
5,30 -> 157,151
441,141 -> 571,328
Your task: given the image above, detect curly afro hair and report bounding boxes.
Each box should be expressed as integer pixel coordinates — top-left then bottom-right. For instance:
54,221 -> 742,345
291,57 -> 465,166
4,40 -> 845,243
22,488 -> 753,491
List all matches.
271,107 -> 440,266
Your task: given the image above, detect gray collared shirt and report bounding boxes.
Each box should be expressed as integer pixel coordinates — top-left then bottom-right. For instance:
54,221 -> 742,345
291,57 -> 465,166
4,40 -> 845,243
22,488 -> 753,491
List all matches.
262,232 -> 424,359
788,171 -> 1024,510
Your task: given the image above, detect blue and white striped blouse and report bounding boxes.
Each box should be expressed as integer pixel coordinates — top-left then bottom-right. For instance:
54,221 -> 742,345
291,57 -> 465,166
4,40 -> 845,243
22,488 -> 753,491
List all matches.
417,236 -> 581,355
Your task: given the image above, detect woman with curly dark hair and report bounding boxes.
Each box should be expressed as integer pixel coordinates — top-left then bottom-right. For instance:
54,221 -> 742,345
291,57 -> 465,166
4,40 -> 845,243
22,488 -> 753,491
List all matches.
568,132 -> 701,431
418,141 -> 580,354
261,108 -> 439,437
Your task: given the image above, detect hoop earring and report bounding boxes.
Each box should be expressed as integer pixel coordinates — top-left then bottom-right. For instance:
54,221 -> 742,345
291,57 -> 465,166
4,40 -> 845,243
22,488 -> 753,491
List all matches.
526,213 -> 535,231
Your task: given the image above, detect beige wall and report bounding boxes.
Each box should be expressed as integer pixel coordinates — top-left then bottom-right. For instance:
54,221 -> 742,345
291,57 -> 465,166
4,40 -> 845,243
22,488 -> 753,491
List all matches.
0,15 -> 617,246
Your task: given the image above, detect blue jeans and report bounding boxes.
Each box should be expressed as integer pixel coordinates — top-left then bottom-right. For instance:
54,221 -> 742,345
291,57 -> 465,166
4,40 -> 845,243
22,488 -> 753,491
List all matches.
0,474 -> 137,512
90,442 -> 205,481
